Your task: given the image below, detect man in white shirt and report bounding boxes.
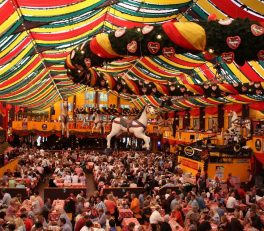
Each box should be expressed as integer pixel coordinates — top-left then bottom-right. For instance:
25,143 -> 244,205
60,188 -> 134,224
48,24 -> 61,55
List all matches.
149,206 -> 164,231
226,192 -> 237,212
71,174 -> 79,184
1,190 -> 11,207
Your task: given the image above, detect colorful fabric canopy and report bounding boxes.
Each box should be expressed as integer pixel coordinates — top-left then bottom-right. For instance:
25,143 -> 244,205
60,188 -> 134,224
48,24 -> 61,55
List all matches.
0,0 -> 263,110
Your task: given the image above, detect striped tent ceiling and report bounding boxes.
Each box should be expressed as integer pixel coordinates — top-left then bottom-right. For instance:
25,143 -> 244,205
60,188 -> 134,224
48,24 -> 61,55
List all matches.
0,0 -> 263,110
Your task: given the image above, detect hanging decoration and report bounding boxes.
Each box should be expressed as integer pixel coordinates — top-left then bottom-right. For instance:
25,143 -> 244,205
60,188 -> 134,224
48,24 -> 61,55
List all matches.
251,24 -> 264,36
226,36 -> 241,50
221,52 -> 235,64
127,41 -> 138,53
147,42 -> 160,54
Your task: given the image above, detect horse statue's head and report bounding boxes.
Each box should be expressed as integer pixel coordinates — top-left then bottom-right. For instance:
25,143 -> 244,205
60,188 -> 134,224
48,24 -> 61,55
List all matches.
146,104 -> 159,115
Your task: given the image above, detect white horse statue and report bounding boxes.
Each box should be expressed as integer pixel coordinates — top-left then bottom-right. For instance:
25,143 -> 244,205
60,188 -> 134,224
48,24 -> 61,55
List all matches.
228,111 -> 251,141
61,98 -> 69,138
91,111 -> 103,133
106,105 -> 158,150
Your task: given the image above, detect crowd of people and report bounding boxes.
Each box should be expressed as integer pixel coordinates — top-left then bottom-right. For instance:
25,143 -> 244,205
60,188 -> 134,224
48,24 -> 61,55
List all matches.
0,149 -> 263,231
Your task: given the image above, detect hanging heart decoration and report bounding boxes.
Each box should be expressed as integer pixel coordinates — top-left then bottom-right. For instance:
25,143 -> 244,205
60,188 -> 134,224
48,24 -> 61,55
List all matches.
142,25 -> 154,35
127,41 -> 138,53
226,36 -> 241,50
147,42 -> 160,54
211,85 -> 218,91
221,52 -> 234,64
218,18 -> 233,25
251,24 -> 264,36
115,28 -> 126,38
84,58 -> 91,68
162,47 -> 175,58
258,50 -> 264,60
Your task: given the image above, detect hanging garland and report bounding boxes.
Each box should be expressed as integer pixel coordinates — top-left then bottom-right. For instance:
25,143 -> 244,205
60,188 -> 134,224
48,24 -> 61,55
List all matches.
65,18 -> 264,96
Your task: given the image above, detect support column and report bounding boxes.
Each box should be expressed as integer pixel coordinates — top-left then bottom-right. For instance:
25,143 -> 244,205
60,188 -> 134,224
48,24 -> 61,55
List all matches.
218,104 -> 224,131
200,107 -> 205,130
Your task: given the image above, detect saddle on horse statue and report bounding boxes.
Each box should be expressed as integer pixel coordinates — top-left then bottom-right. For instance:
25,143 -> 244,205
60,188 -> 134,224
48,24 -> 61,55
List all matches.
117,117 -> 146,132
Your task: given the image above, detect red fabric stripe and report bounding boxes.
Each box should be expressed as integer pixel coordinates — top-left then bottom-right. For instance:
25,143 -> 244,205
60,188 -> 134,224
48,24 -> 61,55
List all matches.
0,56 -> 42,88
249,102 -> 264,110
0,37 -> 31,65
1,69 -> 49,97
106,14 -> 146,28
168,56 -> 202,68
130,67 -> 168,84
239,63 -> 264,82
90,37 -> 118,59
31,15 -> 104,41
188,84 -> 204,94
162,22 -> 196,50
210,0 -> 263,21
199,64 -> 215,80
0,1 -> 15,25
204,107 -> 218,115
224,104 -> 242,113
219,83 -> 238,94
141,59 -> 179,76
16,0 -> 82,7
9,79 -> 53,103
190,108 -> 200,116
232,95 -> 256,103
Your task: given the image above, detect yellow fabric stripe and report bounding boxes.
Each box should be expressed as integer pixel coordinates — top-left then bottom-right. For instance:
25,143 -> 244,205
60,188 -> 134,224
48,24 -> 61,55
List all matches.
0,59 -> 43,90
176,54 -> 204,64
174,22 -> 206,51
196,0 -> 227,19
249,61 -> 264,80
20,1 -> 100,17
144,0 -> 191,4
227,63 -> 250,83
0,32 -> 28,57
33,22 -> 103,44
95,33 -> 119,56
0,48 -> 38,77
32,9 -> 106,33
1,72 -> 50,99
158,56 -> 193,69
108,8 -> 177,23
0,13 -> 20,36
239,0 -> 264,15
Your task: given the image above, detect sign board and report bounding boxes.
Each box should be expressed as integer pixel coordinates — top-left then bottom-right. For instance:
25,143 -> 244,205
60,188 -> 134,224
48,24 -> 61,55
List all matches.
184,146 -> 194,157
181,158 -> 199,170
215,166 -> 224,179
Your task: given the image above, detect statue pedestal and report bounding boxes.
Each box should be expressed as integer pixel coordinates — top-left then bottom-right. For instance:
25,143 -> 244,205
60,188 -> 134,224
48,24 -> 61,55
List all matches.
104,148 -> 113,155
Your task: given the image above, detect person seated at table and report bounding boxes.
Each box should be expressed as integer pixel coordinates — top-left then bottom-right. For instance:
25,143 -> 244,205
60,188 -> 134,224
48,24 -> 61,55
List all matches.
233,205 -> 243,220
34,191 -> 44,208
104,194 -> 117,217
127,222 -> 136,231
74,213 -> 89,231
14,217 -> 26,231
247,208 -> 263,231
227,218 -> 243,231
108,219 -> 117,231
20,213 -> 34,231
196,192 -> 206,211
130,193 -> 140,216
79,173 -> 86,185
215,202 -> 225,219
60,217 -> 72,231
71,173 -> 79,184
8,176 -> 16,188
170,205 -> 184,227
64,171 -> 72,184
6,198 -> 20,218
149,206 -> 164,231
197,220 -> 212,231
245,189 -> 256,206
0,189 -> 11,207
218,214 -> 229,231
226,191 -> 237,213
95,196 -> 106,212
226,173 -> 235,191
185,205 -> 200,228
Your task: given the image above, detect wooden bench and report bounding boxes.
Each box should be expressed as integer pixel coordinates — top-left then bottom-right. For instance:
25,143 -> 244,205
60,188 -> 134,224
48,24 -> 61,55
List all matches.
44,187 -> 87,201
102,187 -> 144,197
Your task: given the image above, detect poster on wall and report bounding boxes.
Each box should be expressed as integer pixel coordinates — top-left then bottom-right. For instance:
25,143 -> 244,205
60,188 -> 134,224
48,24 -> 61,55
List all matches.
255,138 -> 262,151
215,166 -> 224,179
